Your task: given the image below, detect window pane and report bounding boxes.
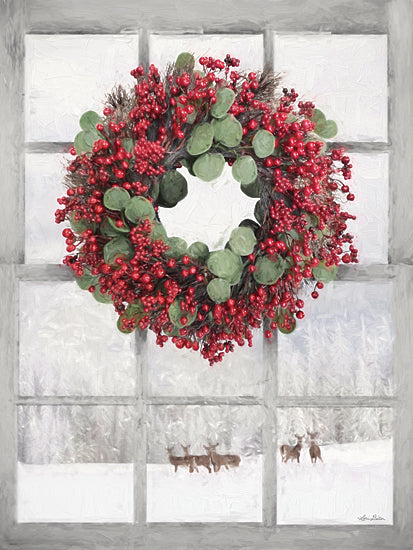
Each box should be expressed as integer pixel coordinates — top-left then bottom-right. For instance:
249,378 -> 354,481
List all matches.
273,34 -> 388,142
25,153 -> 68,264
345,153 -> 389,264
277,282 -> 393,396
149,33 -> 263,74
277,407 -> 393,525
17,405 -> 134,522
147,330 -> 264,397
19,281 -> 136,396
25,35 -> 140,142
147,405 -> 263,522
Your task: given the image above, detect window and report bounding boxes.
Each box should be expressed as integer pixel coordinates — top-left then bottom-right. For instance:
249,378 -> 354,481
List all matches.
1,0 -> 412,548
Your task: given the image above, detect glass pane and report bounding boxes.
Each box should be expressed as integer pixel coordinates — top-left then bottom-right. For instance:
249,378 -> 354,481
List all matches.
19,281 -> 136,396
147,405 -> 263,522
147,329 -> 264,397
25,34 -> 140,142
277,407 -> 393,525
17,405 -> 134,522
345,153 -> 389,264
25,153 -> 69,264
149,33 -> 263,74
273,34 -> 387,142
278,282 -> 393,396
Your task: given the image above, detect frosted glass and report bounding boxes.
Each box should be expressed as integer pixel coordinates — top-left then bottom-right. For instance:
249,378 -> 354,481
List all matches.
147,405 -> 262,522
149,33 -> 263,74
159,166 -> 257,251
344,153 -> 389,264
273,34 -> 387,142
277,408 -> 393,525
18,406 -> 134,463
147,329 -> 264,397
25,35 -> 140,142
19,281 -> 136,396
25,153 -> 69,264
278,282 -> 393,396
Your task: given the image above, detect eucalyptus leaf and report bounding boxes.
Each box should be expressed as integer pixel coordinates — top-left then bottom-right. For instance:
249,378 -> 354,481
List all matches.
124,196 -> 155,223
186,122 -> 214,156
253,256 -> 285,285
165,236 -> 188,258
70,212 -> 97,234
92,285 -> 114,304
211,87 -> 236,119
312,260 -> 338,283
232,155 -> 257,185
241,179 -> 261,198
254,200 -> 264,224
168,299 -> 197,327
239,218 -> 260,233
193,153 -> 225,182
207,249 -> 243,284
188,241 -> 209,262
207,278 -> 231,303
228,226 -> 257,256
174,52 -> 195,73
212,115 -> 243,148
103,236 -> 134,265
75,269 -> 99,291
79,110 -> 103,132
159,170 -> 188,207
252,129 -> 275,158
105,216 -> 130,234
103,187 -> 131,211
151,221 -> 168,242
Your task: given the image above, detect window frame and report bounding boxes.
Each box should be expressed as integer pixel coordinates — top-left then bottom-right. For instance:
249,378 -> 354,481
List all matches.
1,0 -> 412,548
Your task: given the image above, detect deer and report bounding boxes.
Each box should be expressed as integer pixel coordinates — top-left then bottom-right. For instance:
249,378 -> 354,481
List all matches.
181,444 -> 212,473
203,443 -> 241,472
166,445 -> 196,473
307,431 -> 324,463
279,434 -> 305,463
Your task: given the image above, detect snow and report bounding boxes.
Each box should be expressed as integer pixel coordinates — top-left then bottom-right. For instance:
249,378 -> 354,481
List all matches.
277,439 -> 393,524
147,456 -> 262,522
17,463 -> 134,523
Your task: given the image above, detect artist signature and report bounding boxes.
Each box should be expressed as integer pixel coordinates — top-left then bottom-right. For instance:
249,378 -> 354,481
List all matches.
357,514 -> 385,521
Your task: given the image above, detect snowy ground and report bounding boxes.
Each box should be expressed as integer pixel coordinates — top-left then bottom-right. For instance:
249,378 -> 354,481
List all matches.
147,456 -> 262,522
277,439 -> 393,524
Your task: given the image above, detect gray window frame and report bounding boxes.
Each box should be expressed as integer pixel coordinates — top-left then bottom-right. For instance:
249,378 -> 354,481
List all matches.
1,0 -> 412,548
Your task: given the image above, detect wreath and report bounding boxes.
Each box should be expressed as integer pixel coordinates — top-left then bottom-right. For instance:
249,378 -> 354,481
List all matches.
55,53 -> 358,364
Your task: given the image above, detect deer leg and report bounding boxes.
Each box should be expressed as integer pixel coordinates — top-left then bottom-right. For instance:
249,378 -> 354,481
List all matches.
225,464 -> 229,470
174,465 -> 178,472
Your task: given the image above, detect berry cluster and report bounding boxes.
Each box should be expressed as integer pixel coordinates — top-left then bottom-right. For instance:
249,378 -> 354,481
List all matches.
55,54 -> 357,365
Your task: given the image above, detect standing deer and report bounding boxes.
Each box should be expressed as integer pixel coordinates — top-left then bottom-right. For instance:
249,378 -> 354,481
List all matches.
203,443 -> 241,472
166,446 -> 195,473
279,434 -> 305,463
307,431 -> 324,463
181,444 -> 212,473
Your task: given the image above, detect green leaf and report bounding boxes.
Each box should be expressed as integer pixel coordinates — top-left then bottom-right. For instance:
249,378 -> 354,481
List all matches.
79,111 -> 103,132
124,196 -> 155,223
103,187 -> 131,211
74,130 -> 100,154
122,138 -> 134,153
188,241 -> 209,262
241,179 -> 261,198
75,269 -> 99,291
312,260 -> 338,283
193,153 -> 225,182
212,115 -> 243,148
312,109 -> 326,127
207,249 -> 243,285
312,109 -> 338,139
186,122 -> 214,156
165,236 -> 188,258
232,156 -> 257,185
239,218 -> 260,233
70,212 -> 97,234
207,278 -> 231,303
168,299 -> 197,327
150,182 -> 160,201
150,221 -> 168,242
92,285 -> 113,304
211,87 -> 236,119
117,301 -> 145,333
103,236 -> 134,265
159,170 -> 188,207
105,216 -> 130,234
252,129 -> 275,158
174,52 -> 195,73
228,226 -> 257,256
253,256 -> 285,285
101,217 -> 124,237
254,200 -> 264,224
